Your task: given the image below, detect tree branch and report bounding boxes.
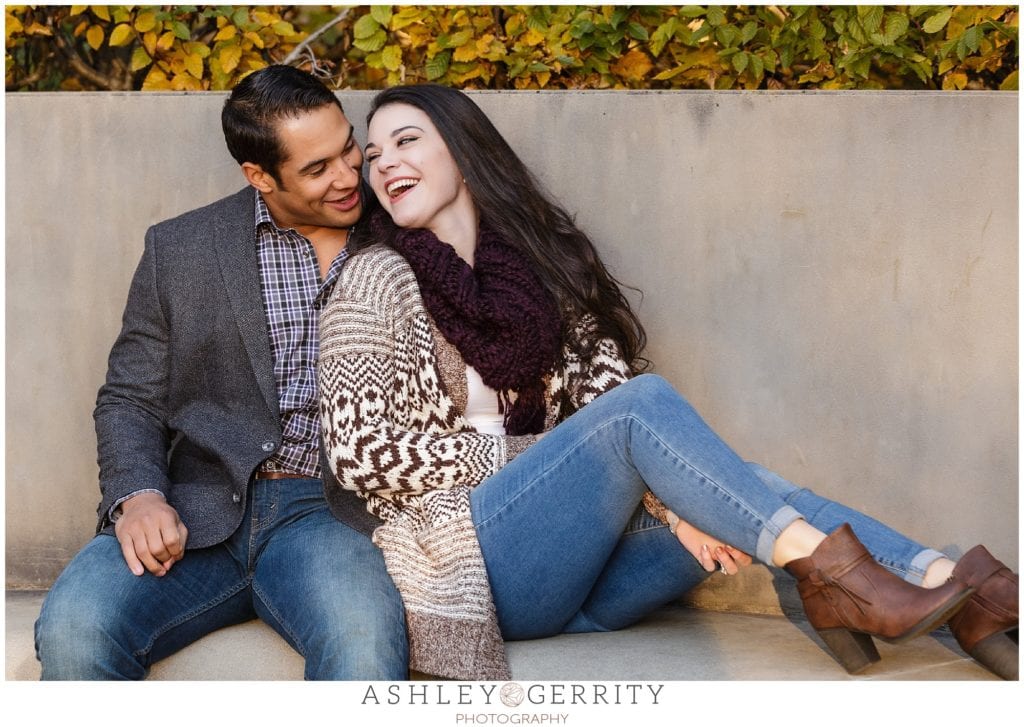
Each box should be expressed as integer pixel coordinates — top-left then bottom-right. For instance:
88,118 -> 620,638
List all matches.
51,27 -> 129,90
7,52 -> 53,90
282,8 -> 353,66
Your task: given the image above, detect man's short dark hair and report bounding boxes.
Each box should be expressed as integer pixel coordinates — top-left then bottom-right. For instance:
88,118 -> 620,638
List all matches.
222,65 -> 343,181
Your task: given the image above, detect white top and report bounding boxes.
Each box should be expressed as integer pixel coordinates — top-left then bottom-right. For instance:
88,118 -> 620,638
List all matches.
464,365 -> 506,435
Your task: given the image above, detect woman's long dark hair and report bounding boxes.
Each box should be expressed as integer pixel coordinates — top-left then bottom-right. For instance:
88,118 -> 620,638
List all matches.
365,84 -> 648,373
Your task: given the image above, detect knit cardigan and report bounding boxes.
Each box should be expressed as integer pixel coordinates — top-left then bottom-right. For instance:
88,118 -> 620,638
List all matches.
319,244 -> 666,679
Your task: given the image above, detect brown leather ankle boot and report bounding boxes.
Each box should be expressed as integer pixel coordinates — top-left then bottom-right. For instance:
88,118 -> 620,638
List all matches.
948,545 -> 1018,680
785,523 -> 975,674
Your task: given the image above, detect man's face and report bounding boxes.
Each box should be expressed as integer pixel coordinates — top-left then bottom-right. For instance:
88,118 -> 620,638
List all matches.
256,104 -> 364,234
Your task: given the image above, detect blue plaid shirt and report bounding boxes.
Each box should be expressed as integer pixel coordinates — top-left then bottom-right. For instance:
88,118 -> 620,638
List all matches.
255,190 -> 350,477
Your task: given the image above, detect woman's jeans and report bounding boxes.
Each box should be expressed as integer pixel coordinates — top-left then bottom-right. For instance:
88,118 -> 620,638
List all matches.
470,374 -> 945,640
35,477 -> 408,680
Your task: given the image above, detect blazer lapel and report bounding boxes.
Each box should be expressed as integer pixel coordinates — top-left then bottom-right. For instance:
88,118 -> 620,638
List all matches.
212,188 -> 279,418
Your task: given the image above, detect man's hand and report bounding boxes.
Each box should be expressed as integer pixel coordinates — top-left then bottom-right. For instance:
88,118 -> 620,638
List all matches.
114,492 -> 188,577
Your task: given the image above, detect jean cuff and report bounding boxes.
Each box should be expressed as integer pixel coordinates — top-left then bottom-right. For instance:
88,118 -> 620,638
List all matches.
905,548 -> 947,585
754,504 -> 804,565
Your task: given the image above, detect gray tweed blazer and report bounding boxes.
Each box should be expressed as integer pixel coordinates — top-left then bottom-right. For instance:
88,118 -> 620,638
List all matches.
94,187 -> 378,548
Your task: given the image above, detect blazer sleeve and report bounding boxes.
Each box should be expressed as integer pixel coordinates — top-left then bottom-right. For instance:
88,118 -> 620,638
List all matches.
93,226 -> 172,527
319,250 -> 520,506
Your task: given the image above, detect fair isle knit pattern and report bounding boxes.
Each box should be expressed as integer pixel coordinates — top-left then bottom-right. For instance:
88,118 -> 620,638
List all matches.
319,244 -> 657,679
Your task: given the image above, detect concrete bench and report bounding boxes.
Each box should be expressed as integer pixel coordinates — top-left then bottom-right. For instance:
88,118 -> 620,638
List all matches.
5,581 -> 996,681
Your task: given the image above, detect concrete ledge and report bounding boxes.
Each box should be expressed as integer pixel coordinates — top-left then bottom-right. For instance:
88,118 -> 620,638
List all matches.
5,589 -> 998,681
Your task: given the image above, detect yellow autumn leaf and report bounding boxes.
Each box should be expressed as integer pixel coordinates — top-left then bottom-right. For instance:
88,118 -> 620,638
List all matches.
244,31 -> 264,49
70,6 -> 88,16
134,12 -> 157,33
6,13 -> 24,37
453,43 -> 478,62
142,66 -> 172,90
91,6 -> 110,22
942,71 -> 968,90
157,31 -> 175,51
142,30 -> 157,56
171,72 -> 203,91
382,44 -> 403,71
219,44 -> 242,74
214,25 -> 236,41
184,51 -> 204,79
109,23 -> 133,47
73,19 -> 89,37
25,22 -> 52,36
522,28 -> 545,46
611,49 -> 653,81
86,24 -> 104,51
253,11 -> 276,27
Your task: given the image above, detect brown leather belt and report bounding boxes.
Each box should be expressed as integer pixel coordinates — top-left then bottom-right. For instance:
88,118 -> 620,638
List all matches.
255,469 -> 306,480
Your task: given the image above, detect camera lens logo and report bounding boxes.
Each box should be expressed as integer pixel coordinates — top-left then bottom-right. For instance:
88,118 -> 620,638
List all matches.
499,682 -> 524,708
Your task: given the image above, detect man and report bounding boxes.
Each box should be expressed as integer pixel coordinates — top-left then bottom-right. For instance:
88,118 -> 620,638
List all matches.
34,65 -> 407,680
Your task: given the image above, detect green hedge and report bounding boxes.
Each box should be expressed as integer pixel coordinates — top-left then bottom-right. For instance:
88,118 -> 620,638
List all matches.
5,5 -> 1018,92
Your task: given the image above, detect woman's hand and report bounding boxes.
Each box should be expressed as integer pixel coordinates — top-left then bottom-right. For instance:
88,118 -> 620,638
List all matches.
667,512 -> 753,576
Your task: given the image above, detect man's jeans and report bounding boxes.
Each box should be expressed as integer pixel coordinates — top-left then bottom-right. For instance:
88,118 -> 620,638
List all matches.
471,374 -> 945,639
35,477 -> 407,680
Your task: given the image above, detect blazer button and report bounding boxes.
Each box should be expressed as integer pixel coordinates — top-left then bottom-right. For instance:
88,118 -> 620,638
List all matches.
232,493 -> 241,504
262,441 -> 276,453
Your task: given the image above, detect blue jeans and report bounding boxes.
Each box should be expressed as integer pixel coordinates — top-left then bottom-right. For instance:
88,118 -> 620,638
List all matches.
35,477 -> 407,680
470,375 -> 945,640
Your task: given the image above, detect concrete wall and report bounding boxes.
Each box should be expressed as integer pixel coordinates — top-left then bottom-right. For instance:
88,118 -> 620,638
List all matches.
5,91 -> 1017,590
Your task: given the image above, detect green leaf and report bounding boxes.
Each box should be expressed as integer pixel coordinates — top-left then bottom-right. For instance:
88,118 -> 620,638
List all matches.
130,45 -> 152,72
353,29 -> 386,53
964,26 -> 982,53
678,6 -> 706,19
732,51 -> 748,73
627,22 -> 648,41
882,12 -> 909,46
716,25 -> 740,48
809,17 -> 827,40
171,21 -> 190,41
353,14 -> 381,40
649,19 -> 676,57
749,53 -> 764,82
707,6 -> 726,27
425,51 -> 450,80
858,5 -> 883,34
923,9 -> 952,35
741,21 -> 758,44
370,5 -> 393,27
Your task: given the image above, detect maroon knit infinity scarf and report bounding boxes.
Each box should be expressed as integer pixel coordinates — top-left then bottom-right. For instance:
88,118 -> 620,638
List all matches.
371,210 -> 561,435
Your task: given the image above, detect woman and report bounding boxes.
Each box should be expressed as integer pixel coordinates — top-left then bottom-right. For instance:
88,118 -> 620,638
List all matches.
318,84 -> 1017,680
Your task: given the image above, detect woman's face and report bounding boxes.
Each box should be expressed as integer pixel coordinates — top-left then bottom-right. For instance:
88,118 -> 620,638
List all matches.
365,102 -> 474,236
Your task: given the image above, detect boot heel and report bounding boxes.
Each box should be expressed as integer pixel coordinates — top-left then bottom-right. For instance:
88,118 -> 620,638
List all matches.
816,628 -> 881,674
970,632 -> 1019,681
